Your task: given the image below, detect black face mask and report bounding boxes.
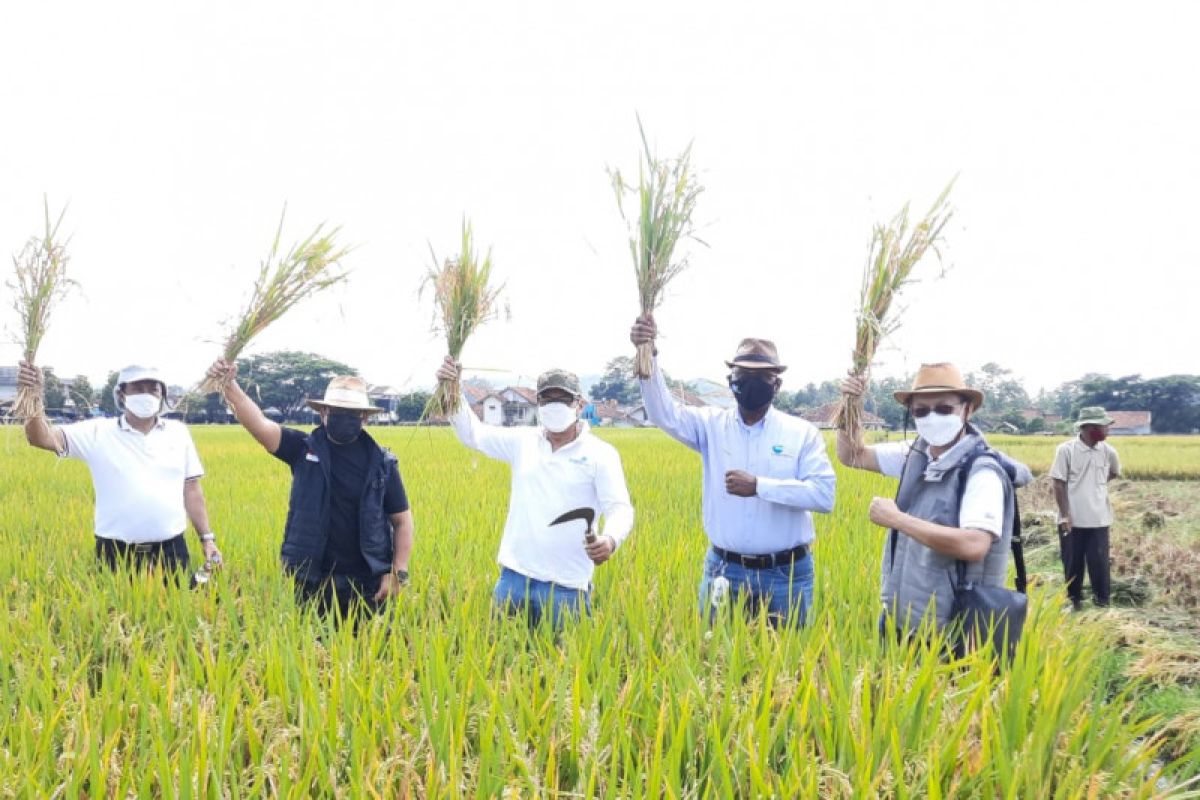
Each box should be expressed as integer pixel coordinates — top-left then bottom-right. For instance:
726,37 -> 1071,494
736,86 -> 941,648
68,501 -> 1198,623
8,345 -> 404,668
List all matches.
326,413 -> 364,444
728,374 -> 777,411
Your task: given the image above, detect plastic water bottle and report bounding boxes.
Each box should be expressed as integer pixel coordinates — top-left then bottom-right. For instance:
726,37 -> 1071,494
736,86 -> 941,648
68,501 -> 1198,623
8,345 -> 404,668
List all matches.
710,575 -> 730,609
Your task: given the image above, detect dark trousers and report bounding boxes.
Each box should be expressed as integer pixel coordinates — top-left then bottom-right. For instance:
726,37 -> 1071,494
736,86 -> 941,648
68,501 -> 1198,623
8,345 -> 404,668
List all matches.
95,535 -> 190,576
294,573 -> 384,624
1059,526 -> 1110,606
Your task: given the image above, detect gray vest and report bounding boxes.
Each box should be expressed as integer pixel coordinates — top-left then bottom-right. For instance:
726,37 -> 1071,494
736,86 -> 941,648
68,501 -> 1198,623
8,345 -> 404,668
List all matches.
882,432 -> 1015,633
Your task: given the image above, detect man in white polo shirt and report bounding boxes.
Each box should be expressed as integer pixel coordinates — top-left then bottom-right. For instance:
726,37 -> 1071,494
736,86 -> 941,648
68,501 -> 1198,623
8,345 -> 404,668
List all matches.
436,358 -> 634,629
17,361 -> 220,576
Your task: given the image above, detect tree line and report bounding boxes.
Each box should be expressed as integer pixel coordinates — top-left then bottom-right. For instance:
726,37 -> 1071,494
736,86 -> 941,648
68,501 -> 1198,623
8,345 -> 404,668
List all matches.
21,352 -> 1200,433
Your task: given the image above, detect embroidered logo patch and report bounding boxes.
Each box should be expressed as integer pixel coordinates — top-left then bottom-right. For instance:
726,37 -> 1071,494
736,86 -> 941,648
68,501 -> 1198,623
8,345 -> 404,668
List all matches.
305,451 -> 320,462
772,445 -> 784,454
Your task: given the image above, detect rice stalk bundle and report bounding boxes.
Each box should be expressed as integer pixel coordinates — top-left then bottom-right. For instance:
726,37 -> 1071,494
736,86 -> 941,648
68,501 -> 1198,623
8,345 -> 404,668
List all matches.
837,179 -> 955,432
610,116 -> 705,378
8,197 -> 72,419
199,208 -> 350,395
422,219 -> 504,418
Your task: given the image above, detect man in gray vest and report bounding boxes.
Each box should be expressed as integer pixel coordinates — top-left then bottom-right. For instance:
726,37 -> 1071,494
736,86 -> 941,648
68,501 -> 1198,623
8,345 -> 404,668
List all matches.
1051,406 -> 1122,610
837,364 -> 1031,638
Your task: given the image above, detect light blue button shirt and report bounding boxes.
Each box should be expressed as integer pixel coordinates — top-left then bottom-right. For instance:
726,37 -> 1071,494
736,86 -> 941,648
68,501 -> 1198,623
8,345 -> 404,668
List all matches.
639,362 -> 836,553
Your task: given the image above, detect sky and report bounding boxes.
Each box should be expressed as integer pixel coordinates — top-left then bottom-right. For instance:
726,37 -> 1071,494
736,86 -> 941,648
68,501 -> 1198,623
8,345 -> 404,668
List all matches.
2,1 -> 1197,396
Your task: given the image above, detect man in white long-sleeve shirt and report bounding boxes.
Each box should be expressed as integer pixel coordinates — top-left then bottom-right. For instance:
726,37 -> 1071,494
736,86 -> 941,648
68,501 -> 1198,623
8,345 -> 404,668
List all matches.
630,316 -> 836,626
437,357 -> 634,628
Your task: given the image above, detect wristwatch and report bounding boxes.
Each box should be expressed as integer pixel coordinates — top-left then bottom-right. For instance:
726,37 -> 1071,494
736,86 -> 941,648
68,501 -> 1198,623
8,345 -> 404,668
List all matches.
199,532 -> 217,543
393,568 -> 409,585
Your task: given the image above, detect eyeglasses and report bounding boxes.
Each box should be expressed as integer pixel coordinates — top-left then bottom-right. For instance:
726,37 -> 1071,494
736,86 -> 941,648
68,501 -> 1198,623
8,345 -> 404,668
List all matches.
911,403 -> 961,419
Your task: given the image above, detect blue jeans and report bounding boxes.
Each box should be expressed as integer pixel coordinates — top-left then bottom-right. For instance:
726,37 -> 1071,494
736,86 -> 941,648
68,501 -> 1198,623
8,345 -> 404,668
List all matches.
493,567 -> 591,629
698,547 -> 814,628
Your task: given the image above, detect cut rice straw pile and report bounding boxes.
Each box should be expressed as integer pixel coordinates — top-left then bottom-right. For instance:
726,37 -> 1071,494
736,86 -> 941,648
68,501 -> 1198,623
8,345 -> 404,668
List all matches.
7,197 -> 72,420
422,218 -> 504,418
610,115 -> 704,378
199,207 -> 350,396
837,179 -> 955,432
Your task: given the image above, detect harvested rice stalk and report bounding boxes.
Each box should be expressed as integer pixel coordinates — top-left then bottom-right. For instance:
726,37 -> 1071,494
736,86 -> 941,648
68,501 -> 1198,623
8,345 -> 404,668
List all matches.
610,116 -> 705,378
199,208 -> 350,395
837,179 -> 955,432
8,197 -> 72,419
422,218 -> 504,417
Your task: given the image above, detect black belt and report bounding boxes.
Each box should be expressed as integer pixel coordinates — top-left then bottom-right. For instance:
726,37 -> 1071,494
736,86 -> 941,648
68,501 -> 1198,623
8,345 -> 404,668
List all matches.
101,535 -> 183,554
712,543 -> 808,569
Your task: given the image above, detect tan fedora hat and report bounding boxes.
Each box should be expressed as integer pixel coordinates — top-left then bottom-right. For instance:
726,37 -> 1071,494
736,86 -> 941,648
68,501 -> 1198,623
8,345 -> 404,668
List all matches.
305,376 -> 385,415
724,338 -> 787,372
892,362 -> 984,409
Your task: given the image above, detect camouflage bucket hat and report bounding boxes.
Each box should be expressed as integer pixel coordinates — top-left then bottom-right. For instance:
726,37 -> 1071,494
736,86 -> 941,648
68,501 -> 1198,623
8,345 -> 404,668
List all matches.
536,368 -> 582,398
1075,406 -> 1115,429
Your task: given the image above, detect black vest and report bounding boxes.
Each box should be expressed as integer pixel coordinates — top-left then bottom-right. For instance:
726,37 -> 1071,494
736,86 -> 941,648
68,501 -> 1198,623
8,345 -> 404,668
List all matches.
280,427 -> 397,578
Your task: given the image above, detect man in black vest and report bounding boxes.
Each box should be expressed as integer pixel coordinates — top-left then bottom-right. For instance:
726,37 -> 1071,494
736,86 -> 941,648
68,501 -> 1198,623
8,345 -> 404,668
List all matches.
207,359 -> 414,622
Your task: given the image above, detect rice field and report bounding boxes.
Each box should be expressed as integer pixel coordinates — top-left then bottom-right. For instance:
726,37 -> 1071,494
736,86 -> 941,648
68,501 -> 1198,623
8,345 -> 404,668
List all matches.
1,425 -> 1197,797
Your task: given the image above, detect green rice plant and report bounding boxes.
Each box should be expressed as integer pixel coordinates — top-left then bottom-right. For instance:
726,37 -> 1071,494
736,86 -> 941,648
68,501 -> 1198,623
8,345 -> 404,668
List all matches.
422,217 -> 505,418
6,196 -> 72,419
198,207 -> 350,396
837,180 -> 955,433
610,115 -> 705,379
0,425 -> 1197,796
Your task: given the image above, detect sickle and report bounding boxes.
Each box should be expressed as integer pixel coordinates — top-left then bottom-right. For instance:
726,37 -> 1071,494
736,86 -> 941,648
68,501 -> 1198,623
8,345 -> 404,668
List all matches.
549,507 -> 596,543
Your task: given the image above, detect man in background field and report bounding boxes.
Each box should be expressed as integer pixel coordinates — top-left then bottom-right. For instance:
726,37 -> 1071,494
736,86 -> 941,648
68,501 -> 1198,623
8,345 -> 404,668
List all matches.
436,357 -> 633,629
629,315 -> 835,628
1051,406 -> 1122,611
17,360 -> 221,577
207,359 -> 413,623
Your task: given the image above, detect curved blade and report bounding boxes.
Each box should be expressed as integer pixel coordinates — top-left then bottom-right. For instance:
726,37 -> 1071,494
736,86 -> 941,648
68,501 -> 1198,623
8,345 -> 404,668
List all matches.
550,507 -> 595,529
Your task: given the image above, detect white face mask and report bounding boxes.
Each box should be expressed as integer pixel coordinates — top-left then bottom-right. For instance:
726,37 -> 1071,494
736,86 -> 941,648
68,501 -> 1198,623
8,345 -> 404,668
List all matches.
124,393 -> 162,420
914,408 -> 965,447
539,402 -> 577,433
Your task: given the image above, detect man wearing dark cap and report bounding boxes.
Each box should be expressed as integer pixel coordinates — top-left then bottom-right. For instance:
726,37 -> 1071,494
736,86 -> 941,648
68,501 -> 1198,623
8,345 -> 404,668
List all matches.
1051,406 -> 1122,610
629,316 -> 835,627
437,357 -> 634,629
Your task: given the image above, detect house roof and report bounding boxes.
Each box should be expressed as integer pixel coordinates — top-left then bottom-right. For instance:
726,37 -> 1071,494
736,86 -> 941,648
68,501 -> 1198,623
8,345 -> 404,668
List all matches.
505,387 -> 538,405
1109,410 -> 1151,429
799,402 -> 884,426
462,384 -> 491,405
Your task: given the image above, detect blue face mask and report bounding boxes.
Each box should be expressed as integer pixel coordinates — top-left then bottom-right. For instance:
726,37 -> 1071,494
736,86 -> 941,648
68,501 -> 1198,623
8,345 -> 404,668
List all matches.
326,413 -> 363,444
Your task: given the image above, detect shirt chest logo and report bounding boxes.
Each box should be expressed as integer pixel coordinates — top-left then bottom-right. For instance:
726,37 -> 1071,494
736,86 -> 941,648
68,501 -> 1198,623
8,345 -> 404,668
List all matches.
305,450 -> 320,463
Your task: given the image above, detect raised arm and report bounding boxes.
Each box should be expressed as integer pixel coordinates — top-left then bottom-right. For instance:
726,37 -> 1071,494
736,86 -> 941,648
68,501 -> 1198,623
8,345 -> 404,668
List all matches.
629,315 -> 706,451
16,361 -> 66,453
437,356 -> 523,463
835,373 -> 882,473
206,359 -> 282,454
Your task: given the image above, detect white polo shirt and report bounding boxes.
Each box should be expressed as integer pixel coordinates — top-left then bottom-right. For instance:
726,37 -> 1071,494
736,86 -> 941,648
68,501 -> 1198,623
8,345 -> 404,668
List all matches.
873,440 -> 1005,537
60,416 -> 204,543
450,402 -> 634,591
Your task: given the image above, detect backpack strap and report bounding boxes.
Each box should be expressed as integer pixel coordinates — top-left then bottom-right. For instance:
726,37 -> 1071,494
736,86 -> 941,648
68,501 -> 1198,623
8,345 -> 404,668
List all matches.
956,445 -> 1027,595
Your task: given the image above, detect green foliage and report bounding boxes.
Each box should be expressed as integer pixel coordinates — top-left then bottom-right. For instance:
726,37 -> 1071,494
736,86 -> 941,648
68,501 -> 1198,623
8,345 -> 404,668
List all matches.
235,351 -> 358,421
67,374 -> 95,415
98,371 -> 119,416
40,367 -> 65,413
590,356 -> 639,406
1074,374 -> 1200,433
0,426 -> 1194,794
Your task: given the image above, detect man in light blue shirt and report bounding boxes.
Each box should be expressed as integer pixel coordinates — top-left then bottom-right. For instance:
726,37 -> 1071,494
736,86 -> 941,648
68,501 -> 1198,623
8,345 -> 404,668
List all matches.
630,315 -> 836,626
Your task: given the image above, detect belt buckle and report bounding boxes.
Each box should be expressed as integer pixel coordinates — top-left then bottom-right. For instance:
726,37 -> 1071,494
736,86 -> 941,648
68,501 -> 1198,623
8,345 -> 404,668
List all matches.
131,542 -> 155,554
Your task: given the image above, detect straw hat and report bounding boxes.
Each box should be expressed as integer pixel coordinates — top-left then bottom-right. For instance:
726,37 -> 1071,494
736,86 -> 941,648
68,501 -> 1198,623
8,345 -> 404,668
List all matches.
724,338 -> 787,372
1074,406 -> 1115,429
305,376 -> 385,414
892,362 -> 984,409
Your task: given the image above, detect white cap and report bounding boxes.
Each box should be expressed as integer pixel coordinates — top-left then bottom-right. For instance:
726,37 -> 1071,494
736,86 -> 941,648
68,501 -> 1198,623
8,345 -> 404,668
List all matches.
117,365 -> 165,386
